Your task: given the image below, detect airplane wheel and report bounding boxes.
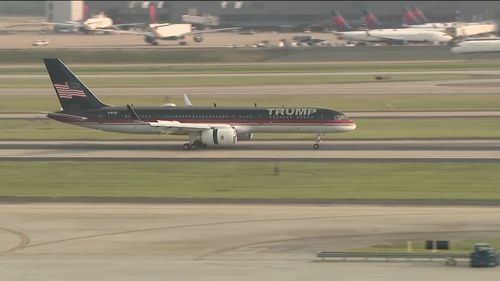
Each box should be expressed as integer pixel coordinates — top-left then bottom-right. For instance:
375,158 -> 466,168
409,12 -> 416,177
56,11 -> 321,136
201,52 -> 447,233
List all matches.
183,143 -> 191,150
191,142 -> 199,150
313,144 -> 320,150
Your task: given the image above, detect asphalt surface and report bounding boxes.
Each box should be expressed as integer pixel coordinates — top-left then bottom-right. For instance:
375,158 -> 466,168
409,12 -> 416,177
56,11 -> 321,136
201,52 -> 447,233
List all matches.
0,32 -> 341,49
0,203 -> 499,281
1,140 -> 500,160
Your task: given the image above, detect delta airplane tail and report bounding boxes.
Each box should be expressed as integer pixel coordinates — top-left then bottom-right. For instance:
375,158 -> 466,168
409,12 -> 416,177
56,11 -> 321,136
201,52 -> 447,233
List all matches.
149,2 -> 157,24
402,7 -> 420,25
331,10 -> 352,31
43,58 -> 109,111
362,9 -> 381,29
411,6 -> 429,23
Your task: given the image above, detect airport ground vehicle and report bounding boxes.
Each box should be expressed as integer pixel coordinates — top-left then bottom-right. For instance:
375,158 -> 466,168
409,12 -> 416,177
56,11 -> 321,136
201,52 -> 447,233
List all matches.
470,243 -> 498,267
32,39 -> 49,46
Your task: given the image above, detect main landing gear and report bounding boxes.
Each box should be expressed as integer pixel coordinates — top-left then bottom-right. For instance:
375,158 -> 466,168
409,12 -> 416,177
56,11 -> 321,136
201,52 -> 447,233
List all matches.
313,133 -> 322,150
183,140 -> 207,150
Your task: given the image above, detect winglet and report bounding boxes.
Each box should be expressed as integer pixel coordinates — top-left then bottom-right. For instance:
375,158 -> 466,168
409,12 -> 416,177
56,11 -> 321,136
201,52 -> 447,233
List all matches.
126,104 -> 143,121
183,94 -> 193,106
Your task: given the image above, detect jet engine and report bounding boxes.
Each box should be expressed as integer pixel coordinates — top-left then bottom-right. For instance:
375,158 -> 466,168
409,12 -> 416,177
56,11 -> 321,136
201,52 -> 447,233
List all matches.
236,132 -> 253,141
201,128 -> 237,146
144,34 -> 158,45
193,34 -> 204,43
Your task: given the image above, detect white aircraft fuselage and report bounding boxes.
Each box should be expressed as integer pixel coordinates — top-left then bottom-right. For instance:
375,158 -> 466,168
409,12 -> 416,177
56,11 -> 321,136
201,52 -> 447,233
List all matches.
335,28 -> 453,44
451,37 -> 500,53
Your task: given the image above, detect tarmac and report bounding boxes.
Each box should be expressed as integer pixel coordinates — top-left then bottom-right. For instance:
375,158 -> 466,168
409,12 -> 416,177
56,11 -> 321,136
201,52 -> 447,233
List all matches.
0,32 -> 340,49
0,203 -> 499,281
1,140 -> 500,160
1,31 -> 500,280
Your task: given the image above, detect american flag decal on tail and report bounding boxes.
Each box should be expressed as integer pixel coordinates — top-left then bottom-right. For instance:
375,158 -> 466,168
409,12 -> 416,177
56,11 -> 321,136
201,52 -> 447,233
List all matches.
54,82 -> 86,99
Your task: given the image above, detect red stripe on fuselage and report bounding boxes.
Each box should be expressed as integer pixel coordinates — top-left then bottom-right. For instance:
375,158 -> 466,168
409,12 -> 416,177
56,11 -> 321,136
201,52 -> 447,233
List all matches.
48,115 -> 354,126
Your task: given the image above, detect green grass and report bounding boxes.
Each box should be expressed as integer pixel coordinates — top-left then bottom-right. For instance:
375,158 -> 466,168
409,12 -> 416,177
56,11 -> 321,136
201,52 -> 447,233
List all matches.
352,239 -> 500,254
4,61 -> 500,74
2,118 -> 500,140
1,161 -> 500,199
0,74 -> 471,88
4,93 -> 500,113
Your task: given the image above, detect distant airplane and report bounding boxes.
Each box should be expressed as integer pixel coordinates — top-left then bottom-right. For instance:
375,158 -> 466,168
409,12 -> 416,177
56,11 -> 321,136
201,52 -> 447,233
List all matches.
400,7 -> 497,38
110,23 -> 240,45
401,7 -> 457,30
108,3 -> 240,45
451,37 -> 500,53
331,10 -> 453,45
52,12 -> 145,34
43,58 -> 356,150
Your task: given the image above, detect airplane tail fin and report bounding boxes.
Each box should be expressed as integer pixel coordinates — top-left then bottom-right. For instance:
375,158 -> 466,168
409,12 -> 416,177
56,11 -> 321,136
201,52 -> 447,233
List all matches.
43,58 -> 109,112
362,9 -> 381,29
149,2 -> 157,24
411,6 -> 428,23
331,10 -> 352,31
402,7 -> 419,25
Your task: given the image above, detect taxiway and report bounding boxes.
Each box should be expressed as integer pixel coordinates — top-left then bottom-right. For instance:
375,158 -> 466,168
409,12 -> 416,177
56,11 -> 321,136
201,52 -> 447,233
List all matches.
1,140 -> 500,160
0,203 -> 499,281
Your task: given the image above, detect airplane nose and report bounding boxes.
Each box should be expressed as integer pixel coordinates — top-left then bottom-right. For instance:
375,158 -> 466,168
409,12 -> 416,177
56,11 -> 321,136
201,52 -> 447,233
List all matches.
345,119 -> 357,131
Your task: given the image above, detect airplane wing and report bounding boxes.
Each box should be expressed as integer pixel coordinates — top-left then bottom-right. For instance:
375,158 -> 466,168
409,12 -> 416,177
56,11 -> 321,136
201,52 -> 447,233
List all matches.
44,22 -> 84,27
149,120 -> 212,133
182,26 -> 241,36
126,104 -> 213,133
364,31 -> 410,43
111,23 -> 147,29
103,29 -> 152,35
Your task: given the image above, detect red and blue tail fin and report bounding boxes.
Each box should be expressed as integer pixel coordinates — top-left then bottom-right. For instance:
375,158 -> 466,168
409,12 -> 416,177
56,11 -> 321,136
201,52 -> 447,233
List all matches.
332,10 -> 352,31
402,7 -> 419,25
362,9 -> 381,29
411,6 -> 428,23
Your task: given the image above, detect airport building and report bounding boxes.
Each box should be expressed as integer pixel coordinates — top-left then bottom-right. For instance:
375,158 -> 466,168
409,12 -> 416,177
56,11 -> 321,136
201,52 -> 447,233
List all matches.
47,1 -> 500,30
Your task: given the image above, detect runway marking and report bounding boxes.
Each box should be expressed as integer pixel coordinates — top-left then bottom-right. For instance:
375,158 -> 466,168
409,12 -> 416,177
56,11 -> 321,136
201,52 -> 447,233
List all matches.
12,210 -> 499,254
0,227 -> 31,254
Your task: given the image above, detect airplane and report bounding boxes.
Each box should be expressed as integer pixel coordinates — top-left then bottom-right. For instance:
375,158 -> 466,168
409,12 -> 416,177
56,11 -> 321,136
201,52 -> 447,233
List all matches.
43,58 -> 356,150
451,37 -> 500,53
51,12 -> 146,34
112,23 -> 240,45
107,2 -> 240,45
332,10 -> 453,45
400,7 -> 497,38
401,7 -> 457,30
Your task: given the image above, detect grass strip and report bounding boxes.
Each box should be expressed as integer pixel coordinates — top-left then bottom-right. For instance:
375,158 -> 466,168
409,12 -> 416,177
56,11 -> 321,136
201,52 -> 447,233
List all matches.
3,93 -> 500,113
0,74 -> 471,88
1,161 -> 500,200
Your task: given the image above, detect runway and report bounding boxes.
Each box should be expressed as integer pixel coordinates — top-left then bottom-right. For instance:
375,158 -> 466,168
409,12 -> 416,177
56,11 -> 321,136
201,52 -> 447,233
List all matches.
2,140 -> 500,160
0,203 -> 499,281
